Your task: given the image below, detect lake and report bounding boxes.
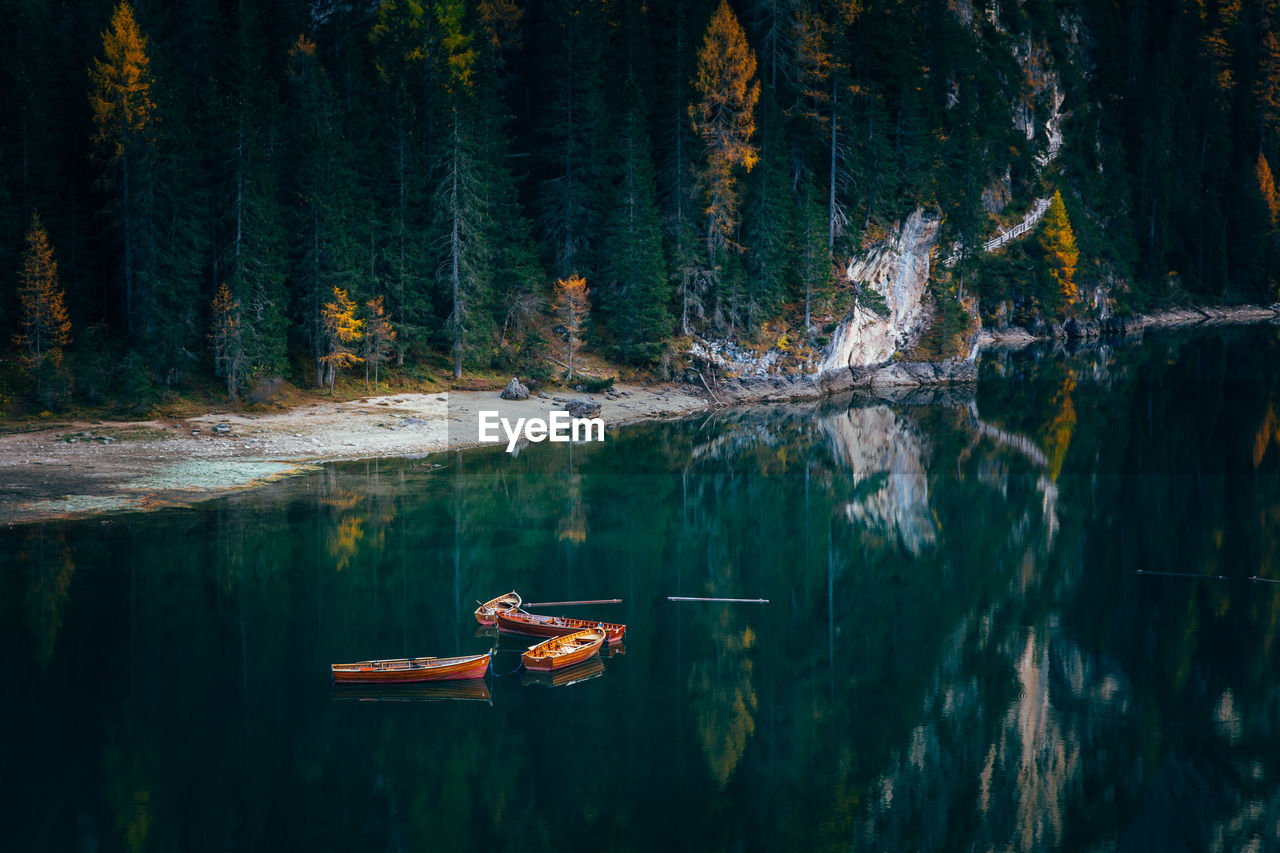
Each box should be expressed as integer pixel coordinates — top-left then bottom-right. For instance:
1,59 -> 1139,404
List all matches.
4,327 -> 1280,851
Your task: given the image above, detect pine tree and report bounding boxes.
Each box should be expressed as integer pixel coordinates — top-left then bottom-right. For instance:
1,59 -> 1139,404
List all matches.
654,0 -> 702,334
15,213 -> 71,399
796,175 -> 832,328
553,273 -> 590,381
535,0 -> 609,279
1039,190 -> 1080,310
1258,26 -> 1280,156
288,35 -> 364,388
742,97 -> 793,330
600,80 -> 673,363
209,282 -> 244,400
689,0 -> 761,326
432,0 -> 503,378
216,0 -> 289,390
319,287 -> 364,393
90,1 -> 204,386
371,0 -> 438,361
362,296 -> 396,390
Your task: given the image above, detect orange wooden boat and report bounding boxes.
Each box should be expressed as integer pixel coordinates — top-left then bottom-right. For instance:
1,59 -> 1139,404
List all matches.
521,627 -> 606,672
496,609 -> 626,646
330,651 -> 492,684
474,591 -> 522,625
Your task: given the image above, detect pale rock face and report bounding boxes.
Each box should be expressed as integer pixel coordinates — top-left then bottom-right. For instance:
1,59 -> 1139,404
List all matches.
817,207 -> 941,378
816,303 -> 898,374
982,168 -> 1013,215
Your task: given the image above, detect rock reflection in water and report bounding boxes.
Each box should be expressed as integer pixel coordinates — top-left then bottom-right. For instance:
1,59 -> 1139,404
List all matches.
818,405 -> 936,555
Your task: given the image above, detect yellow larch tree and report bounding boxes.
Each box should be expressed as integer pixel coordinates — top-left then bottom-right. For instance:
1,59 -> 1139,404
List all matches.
88,1 -> 155,334
690,0 -> 760,261
553,273 -> 590,382
319,287 -> 364,393
1259,153 -> 1280,225
15,213 -> 72,398
1039,190 -> 1079,309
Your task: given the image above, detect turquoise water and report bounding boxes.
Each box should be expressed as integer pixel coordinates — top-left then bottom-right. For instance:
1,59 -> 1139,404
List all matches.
4,328 -> 1280,851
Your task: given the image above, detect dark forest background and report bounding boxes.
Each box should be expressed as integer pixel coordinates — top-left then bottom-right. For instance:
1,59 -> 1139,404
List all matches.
2,0 -> 1279,408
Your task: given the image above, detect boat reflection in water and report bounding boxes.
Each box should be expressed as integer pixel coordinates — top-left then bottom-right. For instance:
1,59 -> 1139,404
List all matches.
331,679 -> 493,704
520,656 -> 606,688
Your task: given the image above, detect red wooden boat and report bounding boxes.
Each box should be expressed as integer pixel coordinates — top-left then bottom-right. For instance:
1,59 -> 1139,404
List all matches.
330,651 -> 492,684
521,627 -> 606,672
496,609 -> 626,646
474,591 -> 522,625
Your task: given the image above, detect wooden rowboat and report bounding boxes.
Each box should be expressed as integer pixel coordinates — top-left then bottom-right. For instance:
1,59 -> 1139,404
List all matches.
521,627 -> 607,672
331,651 -> 492,684
475,591 -> 522,625
496,609 -> 626,646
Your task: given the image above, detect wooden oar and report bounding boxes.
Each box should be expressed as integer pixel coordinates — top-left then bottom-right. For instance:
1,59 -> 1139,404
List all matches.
1135,570 -> 1227,580
667,596 -> 770,604
524,598 -> 623,607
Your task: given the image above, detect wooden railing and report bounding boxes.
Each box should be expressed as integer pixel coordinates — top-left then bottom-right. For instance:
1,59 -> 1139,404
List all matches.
942,195 -> 1051,267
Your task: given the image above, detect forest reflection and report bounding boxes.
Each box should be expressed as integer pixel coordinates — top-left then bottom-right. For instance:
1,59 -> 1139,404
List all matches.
4,329 -> 1280,850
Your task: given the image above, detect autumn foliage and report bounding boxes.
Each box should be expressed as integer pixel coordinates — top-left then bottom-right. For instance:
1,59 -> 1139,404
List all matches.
88,3 -> 155,160
319,287 -> 364,393
1259,153 -> 1280,225
553,274 -> 590,381
15,214 -> 71,399
1039,191 -> 1079,309
690,0 -> 759,258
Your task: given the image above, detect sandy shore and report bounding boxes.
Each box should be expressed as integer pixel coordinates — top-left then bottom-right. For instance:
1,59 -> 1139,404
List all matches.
0,383 -> 708,525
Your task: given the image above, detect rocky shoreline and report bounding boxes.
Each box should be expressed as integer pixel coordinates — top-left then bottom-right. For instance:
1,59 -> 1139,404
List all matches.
3,302 -> 1276,526
978,302 -> 1280,347
695,302 -> 1280,406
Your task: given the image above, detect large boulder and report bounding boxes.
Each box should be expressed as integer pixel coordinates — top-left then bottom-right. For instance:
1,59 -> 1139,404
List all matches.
565,398 -> 601,419
500,377 -> 529,400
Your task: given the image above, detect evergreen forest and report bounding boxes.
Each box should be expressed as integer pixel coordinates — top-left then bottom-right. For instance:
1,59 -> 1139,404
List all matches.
2,0 -> 1279,408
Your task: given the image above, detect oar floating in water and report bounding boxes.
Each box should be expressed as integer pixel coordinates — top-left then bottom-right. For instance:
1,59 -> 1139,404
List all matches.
524,598 -> 623,607
1135,569 -> 1227,580
667,596 -> 770,604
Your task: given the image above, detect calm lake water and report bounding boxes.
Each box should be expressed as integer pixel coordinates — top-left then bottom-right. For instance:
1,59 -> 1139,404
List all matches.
5,327 -> 1280,851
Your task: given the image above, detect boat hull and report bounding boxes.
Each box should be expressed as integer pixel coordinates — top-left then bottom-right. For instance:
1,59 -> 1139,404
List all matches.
496,610 -> 625,646
474,591 -> 522,625
521,628 -> 606,672
331,652 -> 491,684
